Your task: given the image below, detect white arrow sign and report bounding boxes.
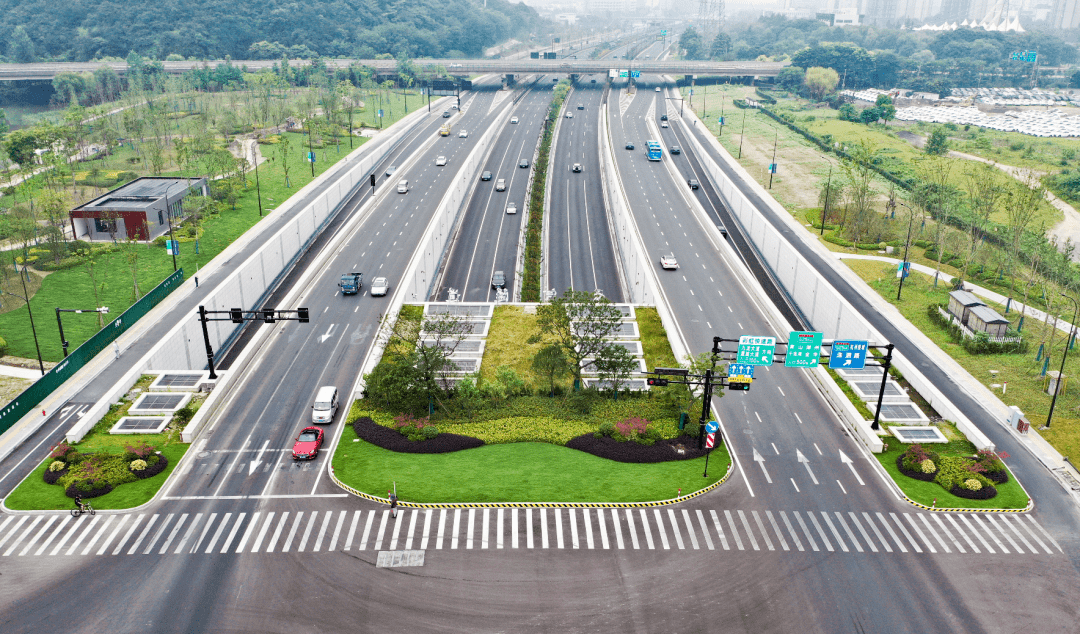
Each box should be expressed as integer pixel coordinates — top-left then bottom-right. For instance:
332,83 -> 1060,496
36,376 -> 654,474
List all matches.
796,449 -> 819,485
839,450 -> 865,486
318,324 -> 337,343
249,439 -> 269,475
752,447 -> 772,483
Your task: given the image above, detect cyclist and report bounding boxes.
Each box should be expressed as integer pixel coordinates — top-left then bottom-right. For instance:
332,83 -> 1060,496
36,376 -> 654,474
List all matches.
73,496 -> 86,513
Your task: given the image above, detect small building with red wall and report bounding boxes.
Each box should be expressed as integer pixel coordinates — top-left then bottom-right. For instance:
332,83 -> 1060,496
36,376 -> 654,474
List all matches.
69,177 -> 208,242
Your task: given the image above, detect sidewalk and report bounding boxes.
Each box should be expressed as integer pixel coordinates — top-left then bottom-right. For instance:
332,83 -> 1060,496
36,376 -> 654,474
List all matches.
837,253 -> 1074,337
0,365 -> 42,381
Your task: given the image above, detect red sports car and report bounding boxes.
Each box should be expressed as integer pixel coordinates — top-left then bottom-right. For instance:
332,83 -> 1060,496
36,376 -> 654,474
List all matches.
292,426 -> 324,460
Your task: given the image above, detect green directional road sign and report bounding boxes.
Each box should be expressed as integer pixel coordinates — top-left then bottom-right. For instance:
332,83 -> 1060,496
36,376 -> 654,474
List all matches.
619,70 -> 628,78
661,30 -> 668,37
737,336 -> 775,366
785,331 -> 823,368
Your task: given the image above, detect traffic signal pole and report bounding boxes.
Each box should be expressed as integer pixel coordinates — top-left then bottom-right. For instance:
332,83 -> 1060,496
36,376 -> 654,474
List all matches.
197,305 -> 311,381
697,336 -> 721,450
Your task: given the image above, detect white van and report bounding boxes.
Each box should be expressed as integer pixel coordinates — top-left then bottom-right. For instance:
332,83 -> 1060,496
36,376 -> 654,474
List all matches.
397,179 -> 409,193
311,386 -> 338,424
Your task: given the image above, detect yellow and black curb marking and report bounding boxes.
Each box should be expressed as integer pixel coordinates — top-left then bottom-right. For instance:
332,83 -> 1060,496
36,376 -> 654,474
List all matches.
330,462 -> 733,510
902,495 -> 1033,514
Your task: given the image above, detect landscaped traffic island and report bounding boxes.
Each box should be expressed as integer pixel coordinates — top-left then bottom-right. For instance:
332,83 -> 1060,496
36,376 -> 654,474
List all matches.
877,442 -> 1029,510
333,409 -> 730,504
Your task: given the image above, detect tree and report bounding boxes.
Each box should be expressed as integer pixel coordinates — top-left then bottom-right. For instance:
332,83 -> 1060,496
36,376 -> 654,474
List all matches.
710,32 -> 731,58
914,158 -> 956,286
859,106 -> 883,125
7,25 -> 36,63
875,93 -> 896,125
1071,70 -> 1080,89
819,177 -> 845,226
925,127 -> 949,156
1002,175 -> 1043,315
960,162 -> 1004,282
532,344 -> 569,397
776,67 -> 805,92
837,103 -> 859,122
839,139 -> 878,244
803,66 -> 839,101
679,27 -> 705,60
3,127 -> 47,167
593,345 -> 637,396
528,290 -> 624,388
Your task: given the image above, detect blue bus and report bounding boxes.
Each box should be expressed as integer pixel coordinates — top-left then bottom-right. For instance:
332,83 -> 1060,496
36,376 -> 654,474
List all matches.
646,140 -> 662,161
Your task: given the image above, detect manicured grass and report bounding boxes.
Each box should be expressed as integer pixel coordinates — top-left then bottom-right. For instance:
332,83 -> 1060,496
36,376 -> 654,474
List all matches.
637,306 -> 678,370
480,305 -> 545,386
332,423 -> 731,503
874,445 -> 1029,510
5,442 -> 188,511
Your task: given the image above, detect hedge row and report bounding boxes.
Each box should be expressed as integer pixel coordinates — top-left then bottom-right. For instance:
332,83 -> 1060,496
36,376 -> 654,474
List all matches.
352,416 -> 484,454
565,433 -> 709,463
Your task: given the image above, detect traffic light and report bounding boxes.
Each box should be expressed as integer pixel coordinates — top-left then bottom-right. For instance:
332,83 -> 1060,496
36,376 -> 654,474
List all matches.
298,307 -> 310,323
262,308 -> 276,323
230,308 -> 244,323
728,382 -> 749,391
647,377 -> 669,387
370,174 -> 376,188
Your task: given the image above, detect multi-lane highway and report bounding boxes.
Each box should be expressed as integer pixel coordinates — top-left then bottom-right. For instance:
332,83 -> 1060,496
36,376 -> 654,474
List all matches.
3,41 -> 1080,633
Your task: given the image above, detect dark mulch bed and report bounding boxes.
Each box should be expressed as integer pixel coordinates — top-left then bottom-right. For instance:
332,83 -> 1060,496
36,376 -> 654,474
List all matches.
985,469 -> 1008,485
565,434 -> 708,463
132,454 -> 169,480
43,466 -> 68,485
949,483 -> 998,500
65,481 -> 113,499
897,456 -> 937,482
352,417 -> 484,454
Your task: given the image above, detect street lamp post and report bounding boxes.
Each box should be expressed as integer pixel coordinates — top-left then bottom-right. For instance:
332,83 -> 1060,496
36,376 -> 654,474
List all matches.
8,254 -> 45,375
160,182 -> 187,273
819,157 -> 832,236
1044,293 -> 1079,430
252,140 -> 263,218
55,306 -> 109,358
896,201 -> 917,301
738,107 -> 747,159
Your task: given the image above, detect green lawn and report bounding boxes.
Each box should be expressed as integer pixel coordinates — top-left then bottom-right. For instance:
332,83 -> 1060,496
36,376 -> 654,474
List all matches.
332,423 -> 731,504
5,442 -> 188,511
874,445 -> 1029,510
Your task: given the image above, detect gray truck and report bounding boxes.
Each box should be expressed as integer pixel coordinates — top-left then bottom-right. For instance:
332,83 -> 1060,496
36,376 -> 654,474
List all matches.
339,272 -> 363,295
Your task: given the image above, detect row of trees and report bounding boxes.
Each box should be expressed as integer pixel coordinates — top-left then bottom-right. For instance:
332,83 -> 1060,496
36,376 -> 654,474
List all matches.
681,15 -> 1078,93
0,0 -> 546,62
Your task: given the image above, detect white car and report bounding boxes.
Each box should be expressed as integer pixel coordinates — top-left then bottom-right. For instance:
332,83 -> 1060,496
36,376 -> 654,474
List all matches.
655,87 -> 661,92
572,163 -> 582,173
506,202 -> 517,214
459,129 -> 468,138
565,112 -> 573,118
397,179 -> 408,193
660,254 -> 679,270
436,156 -> 447,166
510,116 -> 519,124
369,277 -> 389,296
661,122 -> 669,128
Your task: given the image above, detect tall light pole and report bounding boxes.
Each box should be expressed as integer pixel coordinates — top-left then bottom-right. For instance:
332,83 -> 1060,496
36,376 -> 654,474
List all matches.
819,156 -> 832,236
252,140 -> 263,218
738,107 -> 747,159
55,306 -> 109,358
896,201 -> 917,301
768,128 -> 778,189
1045,293 -> 1079,430
160,182 -> 186,272
8,253 -> 45,375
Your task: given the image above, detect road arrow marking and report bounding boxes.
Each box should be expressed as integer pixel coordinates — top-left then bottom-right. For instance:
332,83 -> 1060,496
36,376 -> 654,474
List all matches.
249,440 -> 269,475
318,324 -> 337,343
752,448 -> 772,483
797,449 -> 819,485
839,450 -> 865,485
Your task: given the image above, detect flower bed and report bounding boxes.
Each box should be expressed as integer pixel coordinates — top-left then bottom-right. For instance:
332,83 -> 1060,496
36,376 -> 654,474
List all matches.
41,441 -> 169,499
352,416 -> 484,454
565,433 -> 708,463
895,455 -> 937,482
895,444 -> 1009,500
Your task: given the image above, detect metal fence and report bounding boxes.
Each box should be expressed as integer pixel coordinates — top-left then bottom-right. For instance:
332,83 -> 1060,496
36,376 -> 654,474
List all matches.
0,268 -> 184,435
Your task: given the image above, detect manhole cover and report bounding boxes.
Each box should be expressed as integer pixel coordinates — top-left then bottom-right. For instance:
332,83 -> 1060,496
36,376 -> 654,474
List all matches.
197,451 -> 211,458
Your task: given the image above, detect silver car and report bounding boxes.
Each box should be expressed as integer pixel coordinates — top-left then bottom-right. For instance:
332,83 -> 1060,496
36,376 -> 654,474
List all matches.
369,277 -> 389,296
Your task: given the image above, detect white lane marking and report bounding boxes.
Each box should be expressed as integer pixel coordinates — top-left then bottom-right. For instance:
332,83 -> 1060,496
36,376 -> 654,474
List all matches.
1025,515 -> 1062,553
752,447 -> 772,483
779,511 -> 804,551
709,510 -> 730,550
569,509 -> 580,549
765,511 -> 789,551
420,510 -> 433,551
790,478 -> 800,492
945,514 -> 977,553
797,449 -> 819,484
496,509 -> 504,549
654,509 -> 671,549
372,511 -> 388,551
814,443 -> 822,455
958,514 -> 992,553
435,509 -> 446,550
755,412 -> 762,422
771,443 -> 779,454
839,450 -> 865,485
804,512 -> 831,551
752,511 -> 774,550
314,511 -> 334,552
249,439 -> 270,475
695,510 -> 714,550
466,509 -> 475,550
794,413 -> 803,424
298,512 -> 319,552
820,512 -> 848,552
626,509 -> 640,549
639,509 -> 655,549
265,512 -> 288,553
737,510 -> 759,550
526,508 -> 534,549
837,480 -> 848,494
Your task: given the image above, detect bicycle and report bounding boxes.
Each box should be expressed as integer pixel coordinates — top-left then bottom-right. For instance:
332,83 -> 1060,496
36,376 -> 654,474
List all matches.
70,499 -> 94,517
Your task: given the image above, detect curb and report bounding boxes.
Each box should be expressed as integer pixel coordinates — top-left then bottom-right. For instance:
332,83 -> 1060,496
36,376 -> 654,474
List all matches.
900,495 -> 1033,514
329,458 -> 733,510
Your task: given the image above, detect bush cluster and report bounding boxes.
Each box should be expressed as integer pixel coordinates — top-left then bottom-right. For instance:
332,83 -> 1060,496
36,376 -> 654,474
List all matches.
393,413 -> 439,441
353,416 -> 483,454
566,433 -> 709,464
898,444 -> 939,482
42,442 -> 166,497
593,417 -> 663,446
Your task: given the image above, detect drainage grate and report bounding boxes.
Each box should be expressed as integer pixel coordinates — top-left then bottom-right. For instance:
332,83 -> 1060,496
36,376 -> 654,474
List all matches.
153,373 -> 202,388
876,403 -> 925,421
376,550 -> 425,568
890,426 -> 947,443
130,392 -> 189,413
111,416 -> 171,435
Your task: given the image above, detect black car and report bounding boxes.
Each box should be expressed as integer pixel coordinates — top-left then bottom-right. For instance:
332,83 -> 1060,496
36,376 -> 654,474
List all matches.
660,114 -> 668,121
491,270 -> 506,289
442,111 -> 451,118
688,179 -> 700,190
670,146 -> 682,155
481,171 -> 492,181
626,142 -> 635,150
519,159 -> 530,168
590,79 -> 597,83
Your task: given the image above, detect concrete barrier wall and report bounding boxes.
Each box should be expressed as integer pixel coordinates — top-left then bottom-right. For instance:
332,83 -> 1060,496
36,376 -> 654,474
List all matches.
141,104 -> 440,373
678,106 -> 994,451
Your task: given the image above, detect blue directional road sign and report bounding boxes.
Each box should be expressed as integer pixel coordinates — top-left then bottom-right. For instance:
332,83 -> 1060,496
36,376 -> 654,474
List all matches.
631,70 -> 641,78
737,336 -> 775,366
705,420 -> 719,434
165,240 -> 179,255
785,331 -> 823,368
728,363 -> 754,383
829,340 -> 868,370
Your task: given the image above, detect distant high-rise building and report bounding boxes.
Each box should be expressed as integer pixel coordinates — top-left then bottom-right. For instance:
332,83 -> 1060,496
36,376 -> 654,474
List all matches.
940,0 -> 973,21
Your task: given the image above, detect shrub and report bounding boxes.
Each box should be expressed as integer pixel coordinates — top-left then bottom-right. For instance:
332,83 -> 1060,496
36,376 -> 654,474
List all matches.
421,425 -> 439,440
50,442 -> 75,460
132,453 -> 168,479
920,458 -> 936,474
48,460 -> 67,472
173,406 -> 195,425
130,459 -> 148,471
934,455 -> 993,491
596,422 -> 616,438
901,444 -> 939,471
962,478 -> 982,491
123,441 -> 155,462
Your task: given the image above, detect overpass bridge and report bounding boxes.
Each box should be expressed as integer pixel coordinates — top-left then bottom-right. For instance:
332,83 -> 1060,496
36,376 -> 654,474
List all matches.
0,58 -> 788,81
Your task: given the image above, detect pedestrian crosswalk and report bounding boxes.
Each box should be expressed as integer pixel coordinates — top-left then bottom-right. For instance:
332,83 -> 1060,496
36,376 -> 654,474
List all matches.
0,508 -> 1062,558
